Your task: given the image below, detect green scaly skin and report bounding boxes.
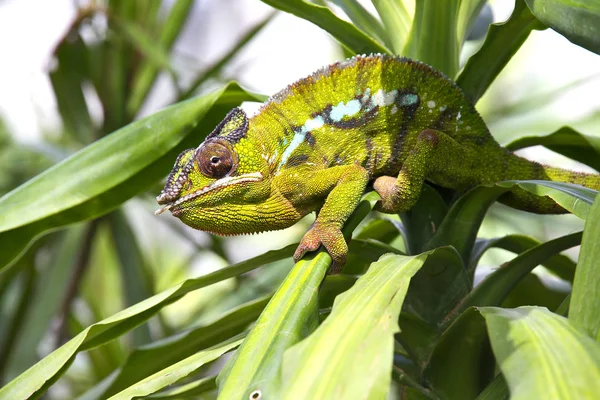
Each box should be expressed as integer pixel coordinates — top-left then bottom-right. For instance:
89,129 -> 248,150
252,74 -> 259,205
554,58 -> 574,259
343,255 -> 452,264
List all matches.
156,55 -> 600,273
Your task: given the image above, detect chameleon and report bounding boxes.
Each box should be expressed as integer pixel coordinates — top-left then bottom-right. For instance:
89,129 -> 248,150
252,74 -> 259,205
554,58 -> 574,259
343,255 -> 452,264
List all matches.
155,54 -> 600,272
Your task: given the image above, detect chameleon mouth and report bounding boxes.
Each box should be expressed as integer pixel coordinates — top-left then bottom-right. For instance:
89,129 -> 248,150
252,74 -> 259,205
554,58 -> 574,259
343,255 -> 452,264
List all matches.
154,172 -> 263,216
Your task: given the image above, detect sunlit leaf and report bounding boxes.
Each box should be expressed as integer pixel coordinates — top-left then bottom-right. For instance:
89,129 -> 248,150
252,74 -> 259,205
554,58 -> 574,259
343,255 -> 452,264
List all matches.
525,0 -> 600,55
371,0 -> 412,54
570,195 -> 600,341
481,307 -> 600,399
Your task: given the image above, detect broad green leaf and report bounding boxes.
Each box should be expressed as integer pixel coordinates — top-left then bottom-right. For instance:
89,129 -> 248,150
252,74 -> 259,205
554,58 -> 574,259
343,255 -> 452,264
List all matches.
280,252 -> 431,399
217,194 -> 379,399
501,273 -> 568,311
0,244 -> 294,400
371,0 -> 412,54
506,127 -> 600,172
481,306 -> 600,399
0,84 -> 258,272
470,234 -> 576,281
331,0 -> 392,50
457,0 -> 545,103
100,296 -> 270,398
260,0 -> 390,54
424,308 -> 494,400
344,238 -> 403,275
525,0 -> 600,55
396,312 -> 438,369
127,0 -> 195,116
108,335 -> 243,400
457,232 -> 582,315
570,195 -> 600,341
403,0 -> 460,77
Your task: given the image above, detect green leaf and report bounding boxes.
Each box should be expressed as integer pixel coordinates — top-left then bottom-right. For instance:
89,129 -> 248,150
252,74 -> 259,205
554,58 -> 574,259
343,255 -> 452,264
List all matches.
217,194 -> 379,398
259,0 -> 390,54
280,252 -> 430,399
457,232 -> 582,314
525,0 -> 600,55
371,0 -> 412,54
0,244 -> 294,399
500,180 -> 597,219
127,0 -> 195,116
456,0 -> 486,44
424,307 -> 494,400
403,0 -> 460,77
457,0 -> 546,103
331,0 -> 391,50
506,127 -> 600,172
475,373 -> 509,400
217,254 -> 328,399
569,195 -> 600,341
481,306 -> 600,399
470,234 -> 576,281
100,296 -> 270,398
108,334 -> 243,399
0,83 -> 258,272
50,33 -> 95,144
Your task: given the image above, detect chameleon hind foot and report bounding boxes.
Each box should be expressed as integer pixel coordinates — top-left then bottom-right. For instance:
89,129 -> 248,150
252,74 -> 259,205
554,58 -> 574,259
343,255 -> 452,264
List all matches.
374,129 -> 439,213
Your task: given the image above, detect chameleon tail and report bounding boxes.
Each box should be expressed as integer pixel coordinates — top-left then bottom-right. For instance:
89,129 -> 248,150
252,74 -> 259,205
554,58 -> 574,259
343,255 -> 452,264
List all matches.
494,151 -> 600,214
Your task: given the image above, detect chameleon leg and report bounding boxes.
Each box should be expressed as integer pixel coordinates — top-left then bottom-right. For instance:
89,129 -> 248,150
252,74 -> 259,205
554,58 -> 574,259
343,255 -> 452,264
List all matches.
291,163 -> 369,273
374,129 -> 444,213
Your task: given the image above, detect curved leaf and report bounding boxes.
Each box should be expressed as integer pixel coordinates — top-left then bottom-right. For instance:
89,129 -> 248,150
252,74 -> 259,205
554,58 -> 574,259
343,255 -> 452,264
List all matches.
506,127 -> 600,172
457,0 -> 545,103
259,0 -> 390,54
0,84 -> 258,272
570,195 -> 600,341
372,0 -> 412,54
280,252 -> 433,399
481,306 -> 600,399
470,234 -> 576,281
457,232 -> 582,315
525,0 -> 600,55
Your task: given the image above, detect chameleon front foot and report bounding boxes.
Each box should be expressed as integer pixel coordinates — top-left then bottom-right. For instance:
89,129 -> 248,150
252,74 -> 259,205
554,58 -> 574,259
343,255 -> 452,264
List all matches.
293,224 -> 348,274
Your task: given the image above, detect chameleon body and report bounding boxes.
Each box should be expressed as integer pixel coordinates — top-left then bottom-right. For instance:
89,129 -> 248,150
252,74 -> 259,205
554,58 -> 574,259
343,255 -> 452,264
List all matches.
156,55 -> 600,271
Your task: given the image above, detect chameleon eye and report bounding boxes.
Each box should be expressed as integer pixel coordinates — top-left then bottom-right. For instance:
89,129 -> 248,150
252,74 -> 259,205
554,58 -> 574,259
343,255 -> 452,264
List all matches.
197,141 -> 236,178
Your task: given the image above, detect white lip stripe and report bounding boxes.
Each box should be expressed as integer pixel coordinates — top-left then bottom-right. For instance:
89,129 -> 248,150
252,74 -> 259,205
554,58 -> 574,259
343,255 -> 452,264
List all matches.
154,172 -> 263,215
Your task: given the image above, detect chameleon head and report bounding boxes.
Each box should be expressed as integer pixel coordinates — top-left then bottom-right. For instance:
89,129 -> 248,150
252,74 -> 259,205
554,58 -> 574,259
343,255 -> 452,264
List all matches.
155,108 -> 274,234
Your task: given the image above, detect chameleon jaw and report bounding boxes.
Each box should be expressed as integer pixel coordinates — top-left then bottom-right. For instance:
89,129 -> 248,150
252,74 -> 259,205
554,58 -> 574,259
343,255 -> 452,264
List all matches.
154,172 -> 264,216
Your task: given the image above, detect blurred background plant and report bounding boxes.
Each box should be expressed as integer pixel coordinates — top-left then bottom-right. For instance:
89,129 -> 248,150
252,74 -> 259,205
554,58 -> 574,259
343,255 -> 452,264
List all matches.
0,0 -> 599,399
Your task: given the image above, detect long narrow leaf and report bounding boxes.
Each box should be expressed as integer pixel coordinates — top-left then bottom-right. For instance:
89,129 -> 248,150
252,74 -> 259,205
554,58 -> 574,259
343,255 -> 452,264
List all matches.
506,126 -> 600,172
371,0 -> 412,54
0,84 -> 259,272
281,252 -> 433,399
331,0 -> 391,49
260,0 -> 390,54
457,0 -> 545,103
